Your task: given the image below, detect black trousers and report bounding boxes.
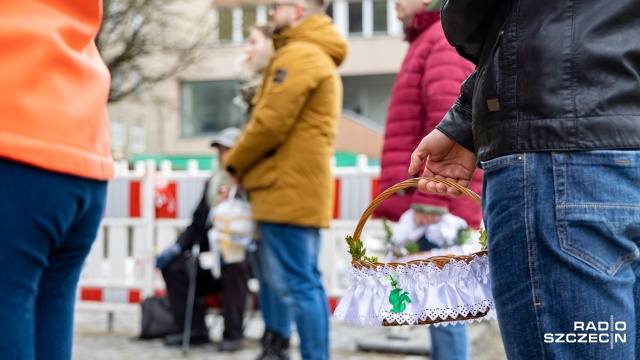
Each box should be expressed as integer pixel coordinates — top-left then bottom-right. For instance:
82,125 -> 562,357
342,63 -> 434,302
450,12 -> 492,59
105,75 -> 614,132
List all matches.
161,254 -> 251,341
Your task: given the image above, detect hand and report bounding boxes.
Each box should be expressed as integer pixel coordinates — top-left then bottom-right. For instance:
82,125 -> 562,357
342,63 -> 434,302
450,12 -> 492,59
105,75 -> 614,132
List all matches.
155,244 -> 182,269
219,185 -> 230,200
229,176 -> 239,186
408,130 -> 477,197
413,210 -> 442,226
219,177 -> 240,200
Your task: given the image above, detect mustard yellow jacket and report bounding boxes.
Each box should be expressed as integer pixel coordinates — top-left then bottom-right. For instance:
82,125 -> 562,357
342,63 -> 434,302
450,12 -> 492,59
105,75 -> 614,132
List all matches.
225,14 -> 348,228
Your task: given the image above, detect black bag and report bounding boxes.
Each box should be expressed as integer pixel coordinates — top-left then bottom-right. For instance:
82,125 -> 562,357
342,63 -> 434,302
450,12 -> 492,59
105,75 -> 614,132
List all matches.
138,296 -> 180,339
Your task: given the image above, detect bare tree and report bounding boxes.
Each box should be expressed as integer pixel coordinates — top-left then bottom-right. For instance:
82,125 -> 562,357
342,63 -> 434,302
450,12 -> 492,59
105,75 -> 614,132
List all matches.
97,0 -> 213,103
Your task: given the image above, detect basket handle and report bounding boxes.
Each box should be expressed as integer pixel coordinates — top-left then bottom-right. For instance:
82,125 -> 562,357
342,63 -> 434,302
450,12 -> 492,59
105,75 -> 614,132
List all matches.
352,178 -> 482,247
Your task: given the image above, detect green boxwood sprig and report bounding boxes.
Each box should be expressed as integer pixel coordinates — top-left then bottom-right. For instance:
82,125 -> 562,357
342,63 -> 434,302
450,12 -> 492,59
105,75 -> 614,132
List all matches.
345,235 -> 378,262
479,228 -> 488,251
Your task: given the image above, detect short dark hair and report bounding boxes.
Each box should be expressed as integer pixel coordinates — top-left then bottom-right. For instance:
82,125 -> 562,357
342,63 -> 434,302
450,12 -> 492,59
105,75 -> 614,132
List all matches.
307,0 -> 327,11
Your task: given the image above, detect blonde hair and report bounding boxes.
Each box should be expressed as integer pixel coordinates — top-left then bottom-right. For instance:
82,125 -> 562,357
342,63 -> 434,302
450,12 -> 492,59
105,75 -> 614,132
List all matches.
252,24 -> 274,39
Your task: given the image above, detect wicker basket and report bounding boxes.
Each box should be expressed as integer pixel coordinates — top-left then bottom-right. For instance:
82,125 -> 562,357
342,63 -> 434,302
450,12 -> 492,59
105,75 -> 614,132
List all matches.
334,178 -> 494,327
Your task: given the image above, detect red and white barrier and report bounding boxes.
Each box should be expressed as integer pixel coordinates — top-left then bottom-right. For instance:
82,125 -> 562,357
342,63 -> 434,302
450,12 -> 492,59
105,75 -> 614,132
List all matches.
78,155 -> 384,310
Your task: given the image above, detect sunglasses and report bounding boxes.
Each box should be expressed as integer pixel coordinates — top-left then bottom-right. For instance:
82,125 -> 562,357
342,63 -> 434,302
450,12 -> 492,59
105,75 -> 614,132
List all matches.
269,2 -> 297,10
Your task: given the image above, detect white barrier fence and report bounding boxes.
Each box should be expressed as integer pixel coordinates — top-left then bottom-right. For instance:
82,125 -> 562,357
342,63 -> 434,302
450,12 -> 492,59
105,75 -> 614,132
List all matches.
78,156 -> 385,307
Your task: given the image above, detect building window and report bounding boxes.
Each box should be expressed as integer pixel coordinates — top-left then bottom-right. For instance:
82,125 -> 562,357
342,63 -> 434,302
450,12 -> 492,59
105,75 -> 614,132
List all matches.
218,8 -> 233,42
215,5 -> 264,43
372,0 -> 387,33
242,5 -> 258,38
348,1 -> 363,35
181,81 -> 243,137
214,0 -> 400,42
342,74 -> 396,126
129,123 -> 145,154
110,119 -> 124,151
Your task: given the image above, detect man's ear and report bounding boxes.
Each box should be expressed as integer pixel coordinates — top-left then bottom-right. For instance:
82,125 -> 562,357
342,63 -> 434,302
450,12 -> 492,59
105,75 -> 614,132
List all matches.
295,2 -> 305,19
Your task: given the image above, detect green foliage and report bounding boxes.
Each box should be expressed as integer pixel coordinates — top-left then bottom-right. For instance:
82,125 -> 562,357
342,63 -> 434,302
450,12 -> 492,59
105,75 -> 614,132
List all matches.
345,235 -> 365,260
479,228 -> 488,251
456,227 -> 471,246
403,241 -> 419,255
346,235 -> 378,262
373,219 -> 483,259
377,218 -> 418,258
382,218 -> 394,242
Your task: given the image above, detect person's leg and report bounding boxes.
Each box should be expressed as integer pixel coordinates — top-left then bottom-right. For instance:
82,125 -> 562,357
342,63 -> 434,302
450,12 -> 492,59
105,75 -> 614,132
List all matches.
634,259 -> 640,358
248,246 -> 292,359
220,260 -> 251,342
35,178 -> 107,360
259,222 -> 329,360
162,256 -> 192,330
161,256 -> 211,333
0,159 -> 107,360
428,324 -> 469,360
482,151 -> 640,359
248,241 -> 292,339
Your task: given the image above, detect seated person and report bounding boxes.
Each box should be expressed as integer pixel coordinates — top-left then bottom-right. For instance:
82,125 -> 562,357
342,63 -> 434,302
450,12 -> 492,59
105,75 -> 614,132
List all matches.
155,127 -> 251,352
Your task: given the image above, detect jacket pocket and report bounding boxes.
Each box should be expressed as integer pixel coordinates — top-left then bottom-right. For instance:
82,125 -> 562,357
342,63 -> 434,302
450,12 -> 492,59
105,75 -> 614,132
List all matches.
242,155 -> 278,191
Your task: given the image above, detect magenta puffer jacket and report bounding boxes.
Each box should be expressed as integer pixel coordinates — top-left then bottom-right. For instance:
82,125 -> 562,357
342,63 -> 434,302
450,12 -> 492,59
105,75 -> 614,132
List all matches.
374,9 -> 482,229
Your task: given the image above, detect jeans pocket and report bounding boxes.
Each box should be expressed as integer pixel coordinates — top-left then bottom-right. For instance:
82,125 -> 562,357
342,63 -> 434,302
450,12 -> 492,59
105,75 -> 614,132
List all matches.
558,206 -> 640,276
554,151 -> 640,276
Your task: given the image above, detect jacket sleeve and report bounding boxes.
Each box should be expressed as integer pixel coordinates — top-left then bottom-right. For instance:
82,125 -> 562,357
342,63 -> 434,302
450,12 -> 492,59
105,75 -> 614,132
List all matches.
440,0 -> 504,64
411,36 -> 474,213
224,47 -> 324,177
435,69 -> 477,153
176,179 -> 211,251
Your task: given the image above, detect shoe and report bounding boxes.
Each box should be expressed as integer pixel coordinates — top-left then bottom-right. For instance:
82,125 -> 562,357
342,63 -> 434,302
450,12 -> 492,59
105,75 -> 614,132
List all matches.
162,329 -> 210,346
218,338 -> 242,352
255,330 -> 275,360
255,330 -> 290,360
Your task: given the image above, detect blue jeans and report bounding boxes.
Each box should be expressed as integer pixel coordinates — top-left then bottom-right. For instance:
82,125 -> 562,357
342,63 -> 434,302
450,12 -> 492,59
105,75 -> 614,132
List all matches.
0,159 -> 107,360
430,324 -> 469,360
258,222 -> 329,360
481,151 -> 640,359
247,240 -> 293,338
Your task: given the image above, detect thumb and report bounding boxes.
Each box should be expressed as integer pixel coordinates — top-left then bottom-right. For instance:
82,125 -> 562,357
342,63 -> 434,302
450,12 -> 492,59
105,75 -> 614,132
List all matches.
408,138 -> 429,175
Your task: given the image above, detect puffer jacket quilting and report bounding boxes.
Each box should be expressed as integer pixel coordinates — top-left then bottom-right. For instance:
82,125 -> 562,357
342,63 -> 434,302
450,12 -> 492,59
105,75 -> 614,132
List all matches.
374,10 -> 482,228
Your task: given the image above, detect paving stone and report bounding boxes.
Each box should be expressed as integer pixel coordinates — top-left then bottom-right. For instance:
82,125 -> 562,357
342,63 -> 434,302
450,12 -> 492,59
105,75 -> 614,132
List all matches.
72,307 -> 506,360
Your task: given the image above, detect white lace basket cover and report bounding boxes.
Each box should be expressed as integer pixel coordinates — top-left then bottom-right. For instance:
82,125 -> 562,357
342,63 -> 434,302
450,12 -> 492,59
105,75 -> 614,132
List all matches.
334,178 -> 496,327
334,252 -> 496,326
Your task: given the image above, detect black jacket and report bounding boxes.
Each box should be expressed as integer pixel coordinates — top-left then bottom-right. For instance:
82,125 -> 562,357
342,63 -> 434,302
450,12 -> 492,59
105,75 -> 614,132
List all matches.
176,180 -> 211,253
437,0 -> 640,163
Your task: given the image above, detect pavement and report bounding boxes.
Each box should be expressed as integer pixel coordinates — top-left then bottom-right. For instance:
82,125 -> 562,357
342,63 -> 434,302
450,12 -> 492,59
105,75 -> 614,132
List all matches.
72,305 -> 507,360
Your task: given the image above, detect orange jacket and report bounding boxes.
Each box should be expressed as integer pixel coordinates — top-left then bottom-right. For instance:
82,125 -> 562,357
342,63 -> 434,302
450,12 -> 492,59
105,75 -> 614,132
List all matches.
0,1 -> 113,180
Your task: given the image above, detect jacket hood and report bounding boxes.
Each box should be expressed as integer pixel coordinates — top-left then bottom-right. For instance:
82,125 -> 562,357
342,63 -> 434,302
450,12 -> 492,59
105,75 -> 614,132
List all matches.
404,8 -> 440,43
273,14 -> 348,66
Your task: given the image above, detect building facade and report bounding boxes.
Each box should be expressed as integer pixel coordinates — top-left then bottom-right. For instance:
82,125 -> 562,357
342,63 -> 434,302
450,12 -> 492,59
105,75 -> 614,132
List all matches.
106,0 -> 408,161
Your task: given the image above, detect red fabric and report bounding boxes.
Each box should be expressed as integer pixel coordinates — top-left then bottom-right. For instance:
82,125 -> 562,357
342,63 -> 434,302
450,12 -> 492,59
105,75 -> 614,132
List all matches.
374,9 -> 482,228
